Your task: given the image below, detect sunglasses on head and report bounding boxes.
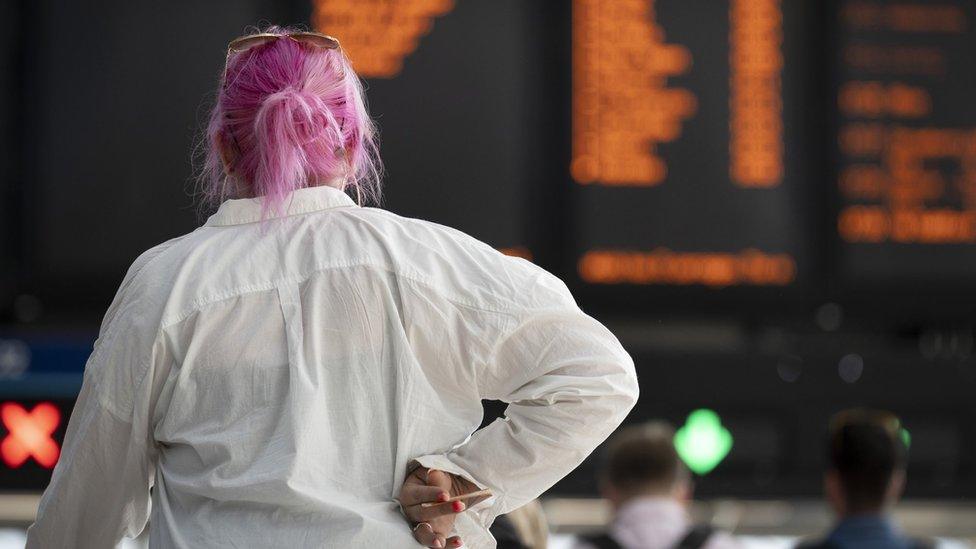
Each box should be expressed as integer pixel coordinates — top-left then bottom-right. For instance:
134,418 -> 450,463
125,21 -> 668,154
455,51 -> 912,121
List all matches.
223,31 -> 340,84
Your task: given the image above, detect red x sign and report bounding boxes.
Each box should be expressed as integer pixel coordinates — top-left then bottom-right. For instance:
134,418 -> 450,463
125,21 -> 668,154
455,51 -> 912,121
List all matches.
1,402 -> 61,469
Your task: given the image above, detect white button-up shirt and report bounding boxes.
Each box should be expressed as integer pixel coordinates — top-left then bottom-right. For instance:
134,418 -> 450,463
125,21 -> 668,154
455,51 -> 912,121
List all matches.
26,185 -> 638,548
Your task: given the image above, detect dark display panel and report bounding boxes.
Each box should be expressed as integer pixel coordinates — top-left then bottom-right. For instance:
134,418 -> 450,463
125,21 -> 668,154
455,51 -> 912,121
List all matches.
22,1 -> 293,309
835,0 -> 976,284
1,1 -> 20,309
570,0 -> 818,290
328,0 -> 542,259
18,0 -> 550,314
14,0 -> 976,310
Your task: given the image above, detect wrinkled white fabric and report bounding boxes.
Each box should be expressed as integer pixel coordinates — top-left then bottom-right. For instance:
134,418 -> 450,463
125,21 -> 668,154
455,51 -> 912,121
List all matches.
26,185 -> 638,548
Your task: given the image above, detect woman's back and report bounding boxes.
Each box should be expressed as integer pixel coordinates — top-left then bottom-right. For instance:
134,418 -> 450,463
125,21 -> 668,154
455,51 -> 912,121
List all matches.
26,28 -> 638,549
29,183 -> 638,549
144,186 -> 561,545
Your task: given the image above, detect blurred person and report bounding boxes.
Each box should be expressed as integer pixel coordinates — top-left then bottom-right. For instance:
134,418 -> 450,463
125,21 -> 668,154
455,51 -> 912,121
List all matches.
797,409 -> 930,549
491,500 -> 549,549
25,26 -> 638,549
575,422 -> 739,549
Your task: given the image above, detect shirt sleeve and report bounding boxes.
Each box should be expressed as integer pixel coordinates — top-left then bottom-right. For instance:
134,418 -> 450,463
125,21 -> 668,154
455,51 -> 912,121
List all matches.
25,264 -> 167,548
24,372 -> 156,548
410,261 -> 639,547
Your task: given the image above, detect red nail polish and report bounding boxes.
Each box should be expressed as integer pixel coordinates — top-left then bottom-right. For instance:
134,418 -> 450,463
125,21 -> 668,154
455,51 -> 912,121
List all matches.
453,501 -> 464,512
438,492 -> 449,502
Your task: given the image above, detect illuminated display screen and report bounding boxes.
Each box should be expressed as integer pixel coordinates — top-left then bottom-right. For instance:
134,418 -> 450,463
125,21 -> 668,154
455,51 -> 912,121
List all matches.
836,0 -> 976,282
308,0 -> 976,291
571,0 -> 808,288
19,0 -> 976,325
313,0 -> 538,259
312,0 -> 455,78
571,0 -> 697,187
0,399 -> 71,491
729,0 -> 784,188
1,402 -> 60,469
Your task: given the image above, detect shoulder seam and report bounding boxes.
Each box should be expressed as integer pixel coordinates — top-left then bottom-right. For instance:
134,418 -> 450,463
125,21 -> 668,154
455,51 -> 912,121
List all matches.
91,231 -> 198,360
121,231 -> 199,293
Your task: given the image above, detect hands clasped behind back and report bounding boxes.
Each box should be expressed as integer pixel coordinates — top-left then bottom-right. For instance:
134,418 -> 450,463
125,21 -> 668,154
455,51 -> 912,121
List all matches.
398,466 -> 490,548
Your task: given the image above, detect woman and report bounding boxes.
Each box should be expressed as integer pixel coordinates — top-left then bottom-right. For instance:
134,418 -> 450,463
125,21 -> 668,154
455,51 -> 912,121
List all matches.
26,27 -> 638,548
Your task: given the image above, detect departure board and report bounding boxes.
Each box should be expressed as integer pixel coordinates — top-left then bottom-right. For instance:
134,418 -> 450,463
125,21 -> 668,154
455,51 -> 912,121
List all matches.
22,0 -> 976,318
571,0 -> 810,288
312,0 -> 454,79
313,0 -> 537,260
835,0 -> 976,283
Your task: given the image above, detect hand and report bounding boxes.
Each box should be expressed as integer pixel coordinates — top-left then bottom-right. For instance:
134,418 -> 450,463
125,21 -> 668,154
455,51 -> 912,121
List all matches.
398,466 -> 485,548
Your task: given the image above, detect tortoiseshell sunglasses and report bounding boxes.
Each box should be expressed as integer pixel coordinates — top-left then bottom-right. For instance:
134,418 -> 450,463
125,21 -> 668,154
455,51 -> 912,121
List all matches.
222,31 -> 340,84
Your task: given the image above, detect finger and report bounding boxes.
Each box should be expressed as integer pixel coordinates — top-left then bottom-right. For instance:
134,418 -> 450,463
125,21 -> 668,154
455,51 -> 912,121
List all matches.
412,522 -> 438,547
404,498 -> 454,523
427,515 -> 456,535
425,469 -> 454,491
402,491 -> 452,522
409,466 -> 430,483
412,522 -> 447,548
409,499 -> 466,522
399,484 -> 450,509
446,535 -> 463,548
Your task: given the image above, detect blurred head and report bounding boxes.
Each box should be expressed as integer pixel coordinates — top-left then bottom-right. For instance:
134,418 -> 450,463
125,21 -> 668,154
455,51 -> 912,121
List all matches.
824,409 -> 907,517
201,26 -> 381,216
599,421 -> 691,510
503,500 -> 549,549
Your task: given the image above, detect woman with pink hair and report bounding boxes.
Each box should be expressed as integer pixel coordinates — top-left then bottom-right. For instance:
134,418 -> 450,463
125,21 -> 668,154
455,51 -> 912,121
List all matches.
27,27 -> 638,548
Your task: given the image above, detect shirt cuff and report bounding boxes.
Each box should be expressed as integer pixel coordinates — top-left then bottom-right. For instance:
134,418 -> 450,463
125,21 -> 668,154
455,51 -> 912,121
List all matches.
410,455 -> 501,549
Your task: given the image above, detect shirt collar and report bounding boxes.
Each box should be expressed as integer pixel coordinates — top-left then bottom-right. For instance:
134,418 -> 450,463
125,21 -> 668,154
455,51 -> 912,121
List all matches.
204,184 -> 358,227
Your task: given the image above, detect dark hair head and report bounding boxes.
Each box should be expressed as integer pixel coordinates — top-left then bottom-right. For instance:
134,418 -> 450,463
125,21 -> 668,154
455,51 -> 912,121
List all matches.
602,421 -> 688,494
828,409 -> 907,513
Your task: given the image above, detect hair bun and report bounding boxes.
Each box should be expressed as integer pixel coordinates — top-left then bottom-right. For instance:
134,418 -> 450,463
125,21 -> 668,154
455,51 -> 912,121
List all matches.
259,87 -> 339,146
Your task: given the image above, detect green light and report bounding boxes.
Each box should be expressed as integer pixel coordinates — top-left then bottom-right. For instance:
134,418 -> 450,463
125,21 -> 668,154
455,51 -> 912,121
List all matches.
674,409 -> 733,475
900,427 -> 911,449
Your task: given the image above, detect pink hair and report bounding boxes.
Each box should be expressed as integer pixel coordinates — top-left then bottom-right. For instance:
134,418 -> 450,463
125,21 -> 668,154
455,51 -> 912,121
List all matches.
200,26 -> 381,216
